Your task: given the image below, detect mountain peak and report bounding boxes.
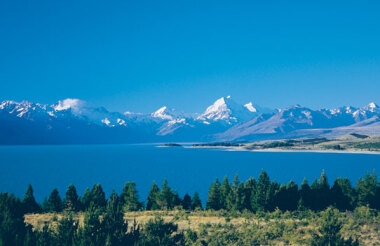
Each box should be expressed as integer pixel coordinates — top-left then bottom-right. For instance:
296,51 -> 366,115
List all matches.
367,102 -> 379,109
198,96 -> 258,123
151,106 -> 175,120
244,102 -> 257,112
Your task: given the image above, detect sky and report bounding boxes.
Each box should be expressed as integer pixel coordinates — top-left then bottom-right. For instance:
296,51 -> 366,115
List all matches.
0,1 -> 379,113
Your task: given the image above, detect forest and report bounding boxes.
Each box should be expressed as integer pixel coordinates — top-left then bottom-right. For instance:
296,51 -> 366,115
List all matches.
1,170 -> 380,245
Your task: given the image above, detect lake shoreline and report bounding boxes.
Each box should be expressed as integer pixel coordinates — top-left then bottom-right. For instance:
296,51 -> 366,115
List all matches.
188,145 -> 380,155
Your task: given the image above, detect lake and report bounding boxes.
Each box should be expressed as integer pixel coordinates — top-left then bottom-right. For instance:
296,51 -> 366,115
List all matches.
0,144 -> 379,204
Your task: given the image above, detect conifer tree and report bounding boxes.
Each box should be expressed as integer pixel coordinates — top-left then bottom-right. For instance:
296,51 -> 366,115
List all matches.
103,191 -> 128,245
299,178 -> 312,210
206,178 -> 221,210
356,171 -> 377,208
243,177 -> 256,211
182,193 -> 192,210
276,181 -> 299,211
120,182 -> 142,211
0,193 -> 27,245
65,184 -> 80,212
146,181 -> 160,210
47,188 -> 62,212
90,184 -> 106,211
23,184 -> 41,214
251,170 -> 271,211
81,188 -> 91,211
159,179 -> 173,209
79,204 -> 105,246
36,224 -> 53,246
318,170 -> 331,210
220,176 -> 231,209
191,192 -> 202,210
331,178 -> 355,211
55,215 -> 78,246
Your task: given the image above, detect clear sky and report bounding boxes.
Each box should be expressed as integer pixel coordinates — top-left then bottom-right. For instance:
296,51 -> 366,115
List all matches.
0,1 -> 379,113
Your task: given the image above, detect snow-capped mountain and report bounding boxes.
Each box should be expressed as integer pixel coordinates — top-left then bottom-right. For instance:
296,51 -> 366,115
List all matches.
197,96 -> 261,124
0,98 -> 379,144
217,103 -> 380,141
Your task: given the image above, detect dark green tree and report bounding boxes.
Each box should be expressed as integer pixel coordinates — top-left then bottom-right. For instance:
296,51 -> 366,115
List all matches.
220,176 -> 231,209
243,177 -> 256,211
182,193 -> 192,210
90,184 -> 106,211
120,182 -> 142,211
0,193 -> 27,246
78,205 -> 105,246
331,178 -> 356,211
55,216 -> 78,246
158,179 -> 174,210
103,191 -> 128,246
317,170 -> 331,210
206,178 -> 221,210
191,192 -> 202,210
251,170 -> 272,211
65,184 -> 80,212
136,217 -> 184,246
22,184 -> 41,214
36,224 -> 53,246
276,181 -> 299,211
356,171 -> 377,208
47,188 -> 62,212
146,181 -> 160,210
81,188 -> 91,211
299,178 -> 312,210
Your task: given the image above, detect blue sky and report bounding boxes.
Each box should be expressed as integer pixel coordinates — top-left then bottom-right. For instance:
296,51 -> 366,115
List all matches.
0,1 -> 379,113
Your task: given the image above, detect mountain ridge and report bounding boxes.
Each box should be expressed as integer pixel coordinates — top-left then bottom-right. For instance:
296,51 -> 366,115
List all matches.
0,97 -> 379,144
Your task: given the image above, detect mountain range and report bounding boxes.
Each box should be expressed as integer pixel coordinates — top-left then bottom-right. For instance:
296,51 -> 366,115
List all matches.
0,97 -> 379,145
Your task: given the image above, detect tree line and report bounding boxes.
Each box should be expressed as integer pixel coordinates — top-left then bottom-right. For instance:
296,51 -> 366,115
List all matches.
1,170 -> 379,245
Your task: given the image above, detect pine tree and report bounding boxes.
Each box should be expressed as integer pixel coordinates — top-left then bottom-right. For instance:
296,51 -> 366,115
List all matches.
47,188 -> 62,212
0,193 -> 27,245
243,177 -> 256,211
146,181 -> 160,210
251,170 -> 271,211
23,184 -> 41,214
120,182 -> 142,211
65,184 -> 80,212
356,171 -> 377,208
90,184 -> 106,211
220,177 -> 231,210
159,179 -> 174,210
318,170 -> 331,210
79,205 -> 105,246
299,178 -> 312,210
36,224 -> 53,246
182,194 -> 192,210
331,178 -> 355,211
206,178 -> 221,210
276,181 -> 299,211
191,192 -> 202,210
81,188 -> 91,211
55,215 -> 78,246
103,191 -> 128,245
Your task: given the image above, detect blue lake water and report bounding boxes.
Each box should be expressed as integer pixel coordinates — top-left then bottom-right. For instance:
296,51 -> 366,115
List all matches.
0,144 -> 379,204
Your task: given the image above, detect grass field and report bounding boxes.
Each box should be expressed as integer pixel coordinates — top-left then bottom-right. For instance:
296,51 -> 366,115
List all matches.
24,207 -> 380,245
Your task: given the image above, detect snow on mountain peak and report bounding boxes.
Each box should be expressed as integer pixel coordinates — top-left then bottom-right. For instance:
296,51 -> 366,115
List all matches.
54,98 -> 84,111
151,106 -> 175,120
367,102 -> 379,109
244,102 -> 257,112
198,96 -> 258,123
